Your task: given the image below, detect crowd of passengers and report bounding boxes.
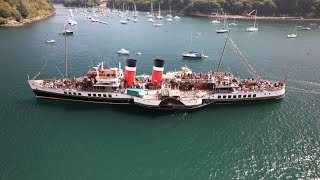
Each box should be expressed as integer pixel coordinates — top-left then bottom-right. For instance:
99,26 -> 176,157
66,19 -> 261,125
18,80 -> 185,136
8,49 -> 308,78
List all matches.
43,73 -> 284,93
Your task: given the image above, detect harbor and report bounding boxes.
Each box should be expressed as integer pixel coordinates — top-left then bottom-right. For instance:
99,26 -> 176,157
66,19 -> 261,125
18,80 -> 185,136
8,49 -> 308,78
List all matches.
1,4 -> 320,179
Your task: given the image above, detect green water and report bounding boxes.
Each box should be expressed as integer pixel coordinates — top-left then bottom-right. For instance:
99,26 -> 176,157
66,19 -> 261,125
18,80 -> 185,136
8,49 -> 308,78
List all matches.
1,4 -> 320,179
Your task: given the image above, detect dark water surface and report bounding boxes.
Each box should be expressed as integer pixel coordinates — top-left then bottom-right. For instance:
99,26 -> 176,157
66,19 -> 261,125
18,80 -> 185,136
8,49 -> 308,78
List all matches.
1,4 -> 320,179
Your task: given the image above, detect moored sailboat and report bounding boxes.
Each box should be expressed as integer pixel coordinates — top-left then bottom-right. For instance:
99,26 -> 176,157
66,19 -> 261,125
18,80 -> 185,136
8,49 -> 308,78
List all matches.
287,26 -> 298,38
246,10 -> 258,32
182,32 -> 208,58
216,13 -> 229,33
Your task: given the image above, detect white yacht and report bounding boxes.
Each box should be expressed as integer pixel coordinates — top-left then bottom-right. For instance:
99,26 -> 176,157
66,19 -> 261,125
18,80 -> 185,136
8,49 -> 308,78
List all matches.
229,18 -> 237,26
156,3 -> 163,19
166,17 -> 173,22
216,13 -> 229,33
46,40 -> 55,43
211,19 -> 220,24
120,20 -> 128,24
246,10 -> 258,32
118,48 -> 130,55
154,23 -> 163,27
287,26 -> 298,38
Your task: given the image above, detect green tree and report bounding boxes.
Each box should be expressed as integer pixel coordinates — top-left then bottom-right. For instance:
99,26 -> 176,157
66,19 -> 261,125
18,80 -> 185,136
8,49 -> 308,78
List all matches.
17,1 -> 28,18
315,0 -> 320,15
232,1 -> 244,14
262,0 -> 276,16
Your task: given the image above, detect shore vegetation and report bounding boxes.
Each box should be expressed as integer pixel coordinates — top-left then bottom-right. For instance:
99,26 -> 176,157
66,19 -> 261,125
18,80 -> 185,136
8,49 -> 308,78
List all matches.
105,0 -> 320,18
0,0 -> 54,25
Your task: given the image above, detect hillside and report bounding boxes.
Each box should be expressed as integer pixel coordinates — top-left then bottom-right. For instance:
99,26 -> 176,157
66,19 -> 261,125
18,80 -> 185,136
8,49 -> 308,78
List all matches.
107,0 -> 320,18
50,0 -> 102,7
0,0 -> 54,25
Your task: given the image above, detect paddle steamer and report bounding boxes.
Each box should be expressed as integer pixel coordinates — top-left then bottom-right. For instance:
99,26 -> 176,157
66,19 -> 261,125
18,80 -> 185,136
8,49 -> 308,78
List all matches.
28,31 -> 285,110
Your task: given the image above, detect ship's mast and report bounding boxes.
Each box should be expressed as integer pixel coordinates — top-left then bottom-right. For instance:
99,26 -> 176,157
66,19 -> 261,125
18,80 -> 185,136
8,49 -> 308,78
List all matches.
216,29 -> 231,72
189,32 -> 193,51
64,24 -> 68,79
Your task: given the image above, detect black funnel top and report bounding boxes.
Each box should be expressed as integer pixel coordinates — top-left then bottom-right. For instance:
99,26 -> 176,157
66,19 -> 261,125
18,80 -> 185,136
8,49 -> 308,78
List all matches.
126,59 -> 137,67
154,59 -> 165,67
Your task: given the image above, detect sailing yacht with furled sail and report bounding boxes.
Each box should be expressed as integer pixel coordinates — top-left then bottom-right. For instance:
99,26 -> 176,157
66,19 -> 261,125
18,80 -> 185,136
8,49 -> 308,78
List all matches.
182,32 -> 208,58
229,18 -> 237,26
287,26 -> 298,38
167,6 -> 172,18
156,3 -> 163,20
216,13 -> 229,33
247,10 -> 258,32
148,2 -> 154,18
148,2 -> 155,22
166,6 -> 173,21
120,3 -> 128,24
68,8 -> 77,26
132,2 -> 138,22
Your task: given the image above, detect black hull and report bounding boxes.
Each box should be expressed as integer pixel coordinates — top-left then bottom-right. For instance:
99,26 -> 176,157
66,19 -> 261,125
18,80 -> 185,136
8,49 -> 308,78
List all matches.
32,90 -> 284,109
33,90 -> 132,105
182,56 -> 203,59
209,94 -> 285,103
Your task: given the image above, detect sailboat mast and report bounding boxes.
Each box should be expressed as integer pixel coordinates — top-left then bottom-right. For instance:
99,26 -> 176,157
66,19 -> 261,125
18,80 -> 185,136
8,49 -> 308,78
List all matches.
216,30 -> 231,72
64,25 -> 68,79
224,13 -> 227,28
189,32 -> 193,51
254,10 -> 257,27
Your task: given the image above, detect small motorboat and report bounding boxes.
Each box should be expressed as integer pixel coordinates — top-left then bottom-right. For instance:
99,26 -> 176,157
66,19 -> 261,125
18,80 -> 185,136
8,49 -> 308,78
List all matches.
173,16 -> 181,19
46,40 -> 55,43
68,19 -> 77,26
120,20 -> 128,24
136,52 -> 142,55
118,48 -> 130,55
166,18 -> 173,22
216,29 -> 229,33
148,18 -> 154,22
154,23 -> 163,27
132,18 -> 138,23
287,34 -> 297,38
211,19 -> 220,24
246,27 -> 258,32
156,15 -> 163,20
301,27 -> 311,30
59,30 -> 73,35
182,52 -> 208,58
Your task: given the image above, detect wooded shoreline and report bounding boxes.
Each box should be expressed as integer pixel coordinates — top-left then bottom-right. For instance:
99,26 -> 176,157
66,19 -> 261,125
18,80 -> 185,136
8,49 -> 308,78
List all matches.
188,13 -> 320,21
0,11 -> 55,27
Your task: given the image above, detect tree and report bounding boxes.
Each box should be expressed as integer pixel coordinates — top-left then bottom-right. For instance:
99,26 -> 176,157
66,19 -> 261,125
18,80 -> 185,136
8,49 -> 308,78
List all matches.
315,0 -> 320,15
262,0 -> 276,16
232,1 -> 243,14
17,1 -> 28,18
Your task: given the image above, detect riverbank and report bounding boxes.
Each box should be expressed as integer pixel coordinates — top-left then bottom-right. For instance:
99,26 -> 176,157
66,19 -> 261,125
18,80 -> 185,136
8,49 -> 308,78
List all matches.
0,11 -> 55,27
186,13 -> 320,21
